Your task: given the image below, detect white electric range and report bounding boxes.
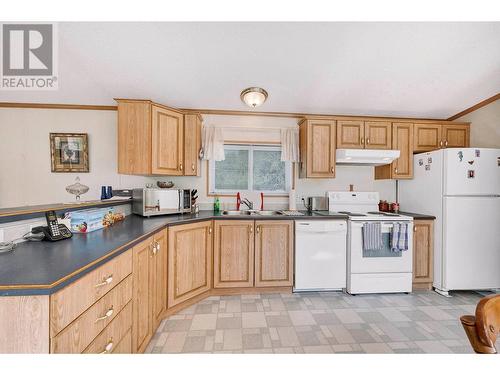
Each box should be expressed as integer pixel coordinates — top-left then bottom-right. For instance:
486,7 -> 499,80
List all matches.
328,192 -> 414,294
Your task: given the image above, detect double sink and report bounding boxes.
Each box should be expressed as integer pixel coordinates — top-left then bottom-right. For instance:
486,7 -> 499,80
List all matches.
221,210 -> 279,216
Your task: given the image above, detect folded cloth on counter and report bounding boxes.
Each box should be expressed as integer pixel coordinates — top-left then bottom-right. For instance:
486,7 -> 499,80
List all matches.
391,223 -> 409,252
362,222 -> 383,251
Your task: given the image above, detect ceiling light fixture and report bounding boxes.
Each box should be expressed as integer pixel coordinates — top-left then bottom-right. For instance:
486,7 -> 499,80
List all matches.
240,87 -> 268,108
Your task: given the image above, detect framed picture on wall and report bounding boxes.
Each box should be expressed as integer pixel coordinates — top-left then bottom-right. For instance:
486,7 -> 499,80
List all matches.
50,133 -> 89,172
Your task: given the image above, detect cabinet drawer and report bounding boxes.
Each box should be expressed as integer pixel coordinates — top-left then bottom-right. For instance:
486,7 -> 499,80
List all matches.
51,275 -> 132,353
112,329 -> 132,353
83,301 -> 132,354
50,251 -> 132,336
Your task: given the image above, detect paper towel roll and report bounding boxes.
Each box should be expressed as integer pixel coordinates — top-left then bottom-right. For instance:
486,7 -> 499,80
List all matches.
289,189 -> 297,210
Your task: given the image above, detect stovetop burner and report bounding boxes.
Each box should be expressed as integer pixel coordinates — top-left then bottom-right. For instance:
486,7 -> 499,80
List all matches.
337,211 -> 367,217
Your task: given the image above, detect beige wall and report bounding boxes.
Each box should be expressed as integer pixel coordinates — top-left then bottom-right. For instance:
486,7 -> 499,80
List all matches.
0,109 -> 395,209
456,99 -> 500,148
0,108 -> 156,207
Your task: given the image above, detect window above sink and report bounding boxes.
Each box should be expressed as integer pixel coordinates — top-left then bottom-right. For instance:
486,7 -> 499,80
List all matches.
208,144 -> 292,195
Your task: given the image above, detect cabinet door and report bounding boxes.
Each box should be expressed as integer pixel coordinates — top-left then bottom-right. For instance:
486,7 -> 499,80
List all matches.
152,229 -> 167,330
184,114 -> 202,176
413,220 -> 434,286
392,122 -> 413,179
116,100 -> 152,175
413,123 -> 442,152
168,221 -> 212,307
302,120 -> 336,178
365,121 -> 392,149
442,125 -> 469,148
151,105 -> 184,175
132,237 -> 154,353
254,221 -> 294,287
214,220 -> 254,288
337,120 -> 364,149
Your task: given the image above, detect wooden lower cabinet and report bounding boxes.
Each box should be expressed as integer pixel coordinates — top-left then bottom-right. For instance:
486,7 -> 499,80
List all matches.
254,221 -> 294,287
132,236 -> 154,353
168,221 -> 213,307
152,229 -> 168,330
412,220 -> 434,290
214,220 -> 255,288
131,229 -> 168,353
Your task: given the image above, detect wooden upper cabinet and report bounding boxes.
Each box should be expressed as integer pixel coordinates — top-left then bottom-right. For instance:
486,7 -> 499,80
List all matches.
132,236 -> 154,353
117,100 -> 152,175
364,121 -> 392,149
442,124 -> 469,148
254,220 -> 294,287
116,99 -> 200,176
299,119 -> 336,178
168,221 -> 212,307
152,229 -> 167,330
413,220 -> 434,289
151,105 -> 184,175
183,114 -> 202,176
213,220 -> 254,288
337,120 -> 364,149
413,123 -> 442,152
375,122 -> 413,180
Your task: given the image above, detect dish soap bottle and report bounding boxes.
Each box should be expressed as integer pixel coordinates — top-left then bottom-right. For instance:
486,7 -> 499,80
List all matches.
214,196 -> 221,213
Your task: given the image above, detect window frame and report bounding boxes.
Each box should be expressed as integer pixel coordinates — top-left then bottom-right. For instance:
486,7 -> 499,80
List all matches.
208,144 -> 292,196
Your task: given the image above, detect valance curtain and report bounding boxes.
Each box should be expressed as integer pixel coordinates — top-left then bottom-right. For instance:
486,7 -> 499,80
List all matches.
202,126 -> 225,161
280,128 -> 299,162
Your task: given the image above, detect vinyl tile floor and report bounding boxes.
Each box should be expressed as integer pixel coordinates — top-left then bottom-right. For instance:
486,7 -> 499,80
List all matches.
145,291 -> 482,354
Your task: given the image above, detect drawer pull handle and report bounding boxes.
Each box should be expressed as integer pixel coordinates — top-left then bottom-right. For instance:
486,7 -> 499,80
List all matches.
100,340 -> 114,354
95,275 -> 113,288
95,306 -> 114,323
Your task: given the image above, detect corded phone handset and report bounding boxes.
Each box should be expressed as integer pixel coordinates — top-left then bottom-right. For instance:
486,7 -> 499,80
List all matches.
31,211 -> 73,242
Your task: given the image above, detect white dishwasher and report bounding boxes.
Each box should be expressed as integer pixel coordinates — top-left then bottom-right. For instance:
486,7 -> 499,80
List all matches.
294,220 -> 347,292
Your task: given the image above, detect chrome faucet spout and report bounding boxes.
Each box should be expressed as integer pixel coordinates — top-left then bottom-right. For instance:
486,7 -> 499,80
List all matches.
241,198 -> 254,210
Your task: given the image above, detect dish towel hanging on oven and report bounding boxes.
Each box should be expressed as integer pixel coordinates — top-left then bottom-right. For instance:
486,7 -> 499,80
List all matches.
391,223 -> 409,252
362,222 -> 383,251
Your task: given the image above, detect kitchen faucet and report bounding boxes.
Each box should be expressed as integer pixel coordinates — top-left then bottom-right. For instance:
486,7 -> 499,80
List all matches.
241,198 -> 254,210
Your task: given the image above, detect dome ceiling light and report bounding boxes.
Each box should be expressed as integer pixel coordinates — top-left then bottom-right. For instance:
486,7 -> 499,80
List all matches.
240,87 -> 268,108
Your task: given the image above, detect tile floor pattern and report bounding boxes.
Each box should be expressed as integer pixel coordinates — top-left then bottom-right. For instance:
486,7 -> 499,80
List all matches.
145,291 -> 482,354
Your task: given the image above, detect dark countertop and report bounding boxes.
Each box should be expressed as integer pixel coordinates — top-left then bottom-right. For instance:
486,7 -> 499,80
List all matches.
0,210 -> 347,296
398,211 -> 436,220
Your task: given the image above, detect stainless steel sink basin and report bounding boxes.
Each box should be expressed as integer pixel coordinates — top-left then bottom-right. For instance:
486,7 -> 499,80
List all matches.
221,210 -> 279,216
255,210 -> 279,216
221,210 -> 252,215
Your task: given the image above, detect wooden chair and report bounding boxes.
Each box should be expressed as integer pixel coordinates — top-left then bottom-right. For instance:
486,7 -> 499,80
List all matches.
460,294 -> 500,354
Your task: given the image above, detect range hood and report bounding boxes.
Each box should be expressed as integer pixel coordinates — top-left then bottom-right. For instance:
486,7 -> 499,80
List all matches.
336,149 -> 400,166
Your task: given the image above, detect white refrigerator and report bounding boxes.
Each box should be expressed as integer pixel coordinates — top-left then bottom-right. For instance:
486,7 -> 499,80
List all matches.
399,148 -> 500,296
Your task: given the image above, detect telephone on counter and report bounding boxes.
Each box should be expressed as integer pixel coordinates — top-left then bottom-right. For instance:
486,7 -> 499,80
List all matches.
30,211 -> 73,242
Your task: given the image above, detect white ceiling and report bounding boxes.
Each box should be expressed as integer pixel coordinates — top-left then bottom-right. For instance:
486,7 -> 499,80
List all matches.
1,22 -> 499,118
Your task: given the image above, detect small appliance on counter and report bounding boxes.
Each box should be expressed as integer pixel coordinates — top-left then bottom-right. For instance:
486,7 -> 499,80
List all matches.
305,196 -> 329,211
132,188 -> 192,217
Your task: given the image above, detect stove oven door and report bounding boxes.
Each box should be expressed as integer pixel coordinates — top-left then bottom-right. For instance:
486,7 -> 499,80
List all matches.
349,221 -> 413,274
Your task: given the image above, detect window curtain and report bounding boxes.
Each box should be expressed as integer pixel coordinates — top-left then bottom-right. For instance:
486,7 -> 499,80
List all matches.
202,126 -> 225,161
280,128 -> 299,162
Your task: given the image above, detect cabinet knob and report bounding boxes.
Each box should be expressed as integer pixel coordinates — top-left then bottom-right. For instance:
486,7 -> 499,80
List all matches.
99,340 -> 114,354
361,137 -> 365,145
179,163 -> 183,171
331,166 -> 335,173
191,163 -> 195,171
414,226 -> 417,232
249,226 -> 253,233
439,140 -> 443,147
444,140 -> 448,147
95,275 -> 113,288
95,306 -> 114,323
256,225 -> 260,233
394,167 -> 398,174
208,227 -> 212,234
366,138 -> 370,145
